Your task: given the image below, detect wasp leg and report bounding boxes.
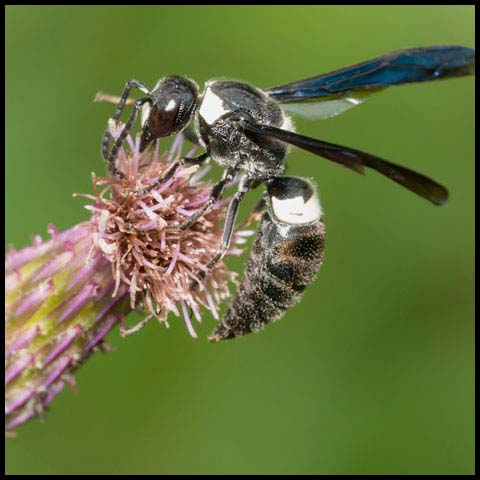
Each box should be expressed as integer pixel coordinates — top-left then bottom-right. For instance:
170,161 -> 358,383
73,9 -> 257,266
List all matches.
101,78 -> 151,177
183,125 -> 202,146
166,168 -> 237,232
101,79 -> 150,160
107,97 -> 152,177
148,152 -> 209,191
190,175 -> 251,291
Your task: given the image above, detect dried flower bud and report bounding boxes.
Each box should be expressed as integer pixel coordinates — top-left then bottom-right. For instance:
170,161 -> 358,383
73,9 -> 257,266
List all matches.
5,123 -> 249,433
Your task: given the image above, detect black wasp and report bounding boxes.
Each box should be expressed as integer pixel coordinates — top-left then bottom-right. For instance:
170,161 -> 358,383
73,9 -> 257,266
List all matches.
101,45 -> 475,341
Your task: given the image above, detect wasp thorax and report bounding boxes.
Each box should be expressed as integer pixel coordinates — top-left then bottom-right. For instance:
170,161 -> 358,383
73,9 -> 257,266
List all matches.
147,75 -> 199,138
267,177 -> 322,225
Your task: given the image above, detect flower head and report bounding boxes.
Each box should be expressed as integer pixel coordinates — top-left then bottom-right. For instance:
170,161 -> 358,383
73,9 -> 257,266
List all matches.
88,120 -> 243,336
5,121 -> 249,433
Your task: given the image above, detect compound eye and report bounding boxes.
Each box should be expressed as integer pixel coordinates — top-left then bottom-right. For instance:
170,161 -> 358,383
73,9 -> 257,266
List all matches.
267,177 -> 322,225
148,76 -> 198,137
148,93 -> 184,137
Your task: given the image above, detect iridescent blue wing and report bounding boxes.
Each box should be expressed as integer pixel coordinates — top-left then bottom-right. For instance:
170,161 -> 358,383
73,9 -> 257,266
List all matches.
266,46 -> 475,119
239,120 -> 448,206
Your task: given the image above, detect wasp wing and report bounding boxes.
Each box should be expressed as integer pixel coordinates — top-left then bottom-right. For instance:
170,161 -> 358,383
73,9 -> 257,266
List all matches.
280,95 -> 370,120
266,46 -> 474,119
240,121 -> 448,206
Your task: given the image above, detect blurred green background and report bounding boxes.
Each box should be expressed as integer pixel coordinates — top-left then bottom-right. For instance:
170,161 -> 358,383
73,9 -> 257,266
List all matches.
5,5 -> 474,475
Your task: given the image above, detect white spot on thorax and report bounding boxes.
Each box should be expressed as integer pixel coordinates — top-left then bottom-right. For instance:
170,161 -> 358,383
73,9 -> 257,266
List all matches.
271,195 -> 321,225
198,87 -> 229,125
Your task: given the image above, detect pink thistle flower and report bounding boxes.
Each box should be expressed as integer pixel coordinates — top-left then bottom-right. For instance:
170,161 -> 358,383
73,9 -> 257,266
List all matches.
5,121 -> 249,434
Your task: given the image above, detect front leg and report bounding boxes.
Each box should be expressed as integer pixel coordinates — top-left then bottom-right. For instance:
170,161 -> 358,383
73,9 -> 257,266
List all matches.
101,78 -> 151,177
106,97 -> 152,177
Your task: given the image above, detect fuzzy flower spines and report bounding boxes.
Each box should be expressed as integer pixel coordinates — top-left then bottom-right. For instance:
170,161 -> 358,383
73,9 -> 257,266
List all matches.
89,136 -> 240,334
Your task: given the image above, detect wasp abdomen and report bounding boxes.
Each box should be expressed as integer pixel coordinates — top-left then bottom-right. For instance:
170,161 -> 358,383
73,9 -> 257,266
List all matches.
268,229 -> 325,287
209,211 -> 325,341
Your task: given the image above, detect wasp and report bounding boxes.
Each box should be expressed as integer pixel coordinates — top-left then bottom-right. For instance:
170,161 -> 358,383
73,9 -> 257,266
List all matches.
101,45 -> 474,339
